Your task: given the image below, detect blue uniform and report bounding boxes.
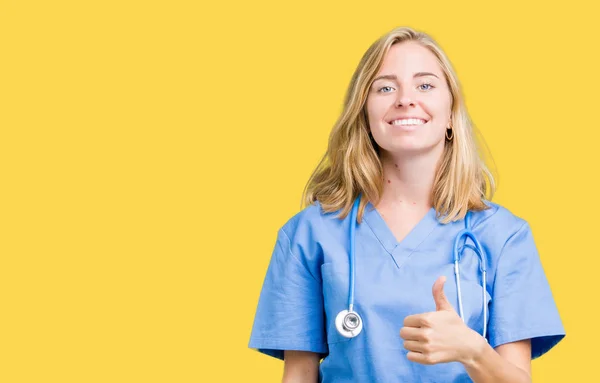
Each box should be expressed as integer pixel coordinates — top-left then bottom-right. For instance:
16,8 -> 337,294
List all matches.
248,200 -> 565,382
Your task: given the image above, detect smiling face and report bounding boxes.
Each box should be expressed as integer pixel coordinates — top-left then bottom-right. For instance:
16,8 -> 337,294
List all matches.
366,41 -> 453,155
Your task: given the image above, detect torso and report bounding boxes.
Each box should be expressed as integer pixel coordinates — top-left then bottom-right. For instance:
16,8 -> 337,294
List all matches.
317,200 -> 497,382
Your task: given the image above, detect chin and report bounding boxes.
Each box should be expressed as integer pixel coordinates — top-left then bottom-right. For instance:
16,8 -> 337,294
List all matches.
380,139 -> 440,156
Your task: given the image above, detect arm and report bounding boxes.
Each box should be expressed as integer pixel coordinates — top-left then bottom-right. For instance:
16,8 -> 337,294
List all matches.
401,277 -> 533,383
282,351 -> 320,383
462,338 -> 532,383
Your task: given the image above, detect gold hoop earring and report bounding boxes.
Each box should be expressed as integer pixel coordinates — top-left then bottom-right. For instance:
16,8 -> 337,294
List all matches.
445,128 -> 454,141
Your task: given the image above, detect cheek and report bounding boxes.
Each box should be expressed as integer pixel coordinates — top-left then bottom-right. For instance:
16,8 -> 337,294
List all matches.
440,92 -> 453,117
424,93 -> 452,122
366,98 -> 389,127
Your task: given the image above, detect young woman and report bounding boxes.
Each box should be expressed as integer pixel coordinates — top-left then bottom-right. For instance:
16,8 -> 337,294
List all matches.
248,26 -> 565,382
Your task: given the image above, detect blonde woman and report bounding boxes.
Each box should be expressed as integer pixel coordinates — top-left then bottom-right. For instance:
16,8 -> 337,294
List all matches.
248,27 -> 565,382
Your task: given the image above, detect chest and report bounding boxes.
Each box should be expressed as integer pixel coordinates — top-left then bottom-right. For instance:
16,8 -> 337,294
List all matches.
376,205 -> 430,243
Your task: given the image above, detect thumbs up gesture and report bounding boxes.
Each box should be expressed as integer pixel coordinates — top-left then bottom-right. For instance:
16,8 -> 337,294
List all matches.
399,276 -> 485,365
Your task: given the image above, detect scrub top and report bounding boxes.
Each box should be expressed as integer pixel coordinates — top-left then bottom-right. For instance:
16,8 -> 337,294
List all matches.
248,200 -> 565,382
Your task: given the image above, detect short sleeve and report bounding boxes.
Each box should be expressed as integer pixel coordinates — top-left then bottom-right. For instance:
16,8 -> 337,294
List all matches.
248,228 -> 327,360
487,222 -> 565,359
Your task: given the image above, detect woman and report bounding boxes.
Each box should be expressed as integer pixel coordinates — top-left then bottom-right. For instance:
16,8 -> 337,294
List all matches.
248,26 -> 565,382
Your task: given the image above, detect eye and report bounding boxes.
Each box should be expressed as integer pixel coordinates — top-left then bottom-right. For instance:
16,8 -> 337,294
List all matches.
418,83 -> 434,91
378,86 -> 394,93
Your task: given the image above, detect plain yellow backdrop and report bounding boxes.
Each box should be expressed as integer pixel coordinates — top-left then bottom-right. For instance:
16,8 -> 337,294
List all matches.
0,0 -> 597,381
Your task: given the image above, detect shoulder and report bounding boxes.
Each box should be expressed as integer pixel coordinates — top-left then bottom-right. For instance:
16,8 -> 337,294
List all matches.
276,201 -> 347,264
466,201 -> 533,257
469,200 -> 529,236
280,201 -> 324,237
279,200 -> 345,239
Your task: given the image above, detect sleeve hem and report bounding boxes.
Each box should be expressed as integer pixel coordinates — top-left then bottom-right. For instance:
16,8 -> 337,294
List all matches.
248,338 -> 328,360
489,328 -> 566,359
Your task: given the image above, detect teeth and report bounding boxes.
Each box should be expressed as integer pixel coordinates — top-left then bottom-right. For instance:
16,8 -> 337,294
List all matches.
391,118 -> 426,126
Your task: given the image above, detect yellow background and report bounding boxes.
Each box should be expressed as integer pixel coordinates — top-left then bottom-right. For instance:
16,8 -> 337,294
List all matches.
0,0 -> 596,381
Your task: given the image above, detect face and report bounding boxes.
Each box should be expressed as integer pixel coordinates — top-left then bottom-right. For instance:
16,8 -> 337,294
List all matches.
366,41 -> 453,156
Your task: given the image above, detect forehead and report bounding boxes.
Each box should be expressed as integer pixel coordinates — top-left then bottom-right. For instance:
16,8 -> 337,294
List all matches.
377,41 -> 443,77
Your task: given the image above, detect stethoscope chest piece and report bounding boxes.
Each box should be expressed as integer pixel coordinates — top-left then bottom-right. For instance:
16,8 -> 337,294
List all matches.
335,309 -> 363,338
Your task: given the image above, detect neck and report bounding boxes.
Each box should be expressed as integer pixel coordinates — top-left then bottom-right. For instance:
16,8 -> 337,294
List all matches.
379,149 -> 443,210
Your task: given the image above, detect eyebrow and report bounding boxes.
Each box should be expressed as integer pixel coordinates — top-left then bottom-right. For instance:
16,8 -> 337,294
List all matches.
372,72 -> 440,82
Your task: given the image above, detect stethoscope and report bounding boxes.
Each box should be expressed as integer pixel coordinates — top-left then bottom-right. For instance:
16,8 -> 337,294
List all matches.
335,196 -> 489,340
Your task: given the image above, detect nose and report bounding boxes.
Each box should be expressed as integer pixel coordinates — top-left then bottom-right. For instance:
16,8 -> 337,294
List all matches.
395,90 -> 415,107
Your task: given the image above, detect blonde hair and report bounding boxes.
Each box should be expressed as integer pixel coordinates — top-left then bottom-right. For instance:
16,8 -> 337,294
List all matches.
302,26 -> 496,224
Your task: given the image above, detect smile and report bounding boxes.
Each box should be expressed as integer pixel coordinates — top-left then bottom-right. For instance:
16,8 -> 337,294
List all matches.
388,118 -> 427,126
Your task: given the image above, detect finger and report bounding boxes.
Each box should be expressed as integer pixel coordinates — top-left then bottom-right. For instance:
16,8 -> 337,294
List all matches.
403,340 -> 427,353
399,326 -> 426,341
403,312 -> 433,328
407,351 -> 436,365
432,276 -> 454,312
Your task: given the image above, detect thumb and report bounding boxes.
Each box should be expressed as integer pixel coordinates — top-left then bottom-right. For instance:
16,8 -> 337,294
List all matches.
432,276 -> 453,312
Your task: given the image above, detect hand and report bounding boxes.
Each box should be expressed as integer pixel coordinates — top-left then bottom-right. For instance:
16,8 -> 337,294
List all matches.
399,276 -> 485,365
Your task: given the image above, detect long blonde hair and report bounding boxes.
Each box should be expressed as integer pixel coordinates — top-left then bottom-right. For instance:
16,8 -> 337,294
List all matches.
302,26 -> 496,224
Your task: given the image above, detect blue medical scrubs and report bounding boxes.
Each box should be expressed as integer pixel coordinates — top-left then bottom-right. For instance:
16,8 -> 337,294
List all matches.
248,201 -> 565,382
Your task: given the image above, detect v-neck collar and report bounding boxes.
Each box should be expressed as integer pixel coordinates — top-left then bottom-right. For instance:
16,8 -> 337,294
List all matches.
362,201 -> 440,269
